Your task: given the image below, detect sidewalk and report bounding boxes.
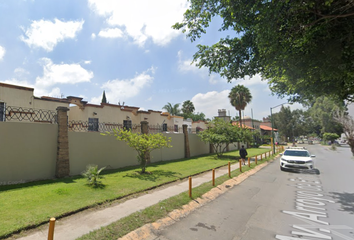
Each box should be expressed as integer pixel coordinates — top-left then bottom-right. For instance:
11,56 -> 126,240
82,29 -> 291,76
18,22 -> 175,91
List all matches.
14,154 -> 269,240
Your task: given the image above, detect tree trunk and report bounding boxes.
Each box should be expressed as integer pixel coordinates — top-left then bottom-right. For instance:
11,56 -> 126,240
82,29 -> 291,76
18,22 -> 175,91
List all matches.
348,138 -> 354,156
239,109 -> 242,128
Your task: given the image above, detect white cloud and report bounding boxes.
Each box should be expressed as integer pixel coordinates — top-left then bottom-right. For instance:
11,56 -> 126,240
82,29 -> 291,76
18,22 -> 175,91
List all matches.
35,58 -> 93,89
177,50 -> 199,73
20,18 -> 84,51
98,28 -> 123,38
91,33 -> 96,39
88,0 -> 189,46
177,50 -> 223,84
84,60 -> 91,64
91,67 -> 155,104
47,87 -> 61,98
0,45 -> 5,60
14,67 -> 30,77
232,74 -> 267,87
191,90 -> 231,119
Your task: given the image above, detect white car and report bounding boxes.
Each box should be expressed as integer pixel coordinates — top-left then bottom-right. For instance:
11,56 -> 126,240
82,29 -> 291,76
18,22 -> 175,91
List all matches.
279,147 -> 315,171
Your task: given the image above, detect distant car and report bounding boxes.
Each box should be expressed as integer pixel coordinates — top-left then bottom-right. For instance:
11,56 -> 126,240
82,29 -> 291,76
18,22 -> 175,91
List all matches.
279,147 -> 315,171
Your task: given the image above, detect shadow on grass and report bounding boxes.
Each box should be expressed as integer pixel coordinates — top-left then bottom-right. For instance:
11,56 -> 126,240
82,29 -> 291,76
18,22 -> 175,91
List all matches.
0,176 -> 80,193
217,155 -> 240,161
123,170 -> 182,182
0,149 -> 255,193
84,183 -> 107,189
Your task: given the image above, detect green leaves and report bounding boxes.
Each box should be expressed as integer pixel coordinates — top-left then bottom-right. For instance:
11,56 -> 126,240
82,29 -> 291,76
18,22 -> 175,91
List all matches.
198,118 -> 251,157
174,0 -> 354,103
107,129 -> 172,173
82,165 -> 106,187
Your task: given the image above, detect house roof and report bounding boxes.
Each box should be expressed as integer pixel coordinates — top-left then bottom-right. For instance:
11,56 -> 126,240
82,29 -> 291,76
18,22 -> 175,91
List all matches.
37,96 -> 70,103
231,121 -> 254,130
0,82 -> 34,92
260,125 -> 277,131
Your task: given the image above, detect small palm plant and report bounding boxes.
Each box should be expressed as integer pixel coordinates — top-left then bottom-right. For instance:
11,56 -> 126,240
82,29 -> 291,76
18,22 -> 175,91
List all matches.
82,165 -> 106,187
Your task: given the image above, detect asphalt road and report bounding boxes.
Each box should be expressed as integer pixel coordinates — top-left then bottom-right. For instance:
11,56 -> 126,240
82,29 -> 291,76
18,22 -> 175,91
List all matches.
152,144 -> 354,240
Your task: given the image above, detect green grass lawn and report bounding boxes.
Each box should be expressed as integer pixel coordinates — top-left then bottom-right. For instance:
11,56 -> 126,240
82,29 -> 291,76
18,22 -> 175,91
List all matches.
77,151 -> 275,240
0,148 -> 270,238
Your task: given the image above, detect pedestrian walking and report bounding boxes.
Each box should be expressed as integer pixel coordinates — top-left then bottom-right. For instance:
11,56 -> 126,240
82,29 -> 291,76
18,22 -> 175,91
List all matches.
239,145 -> 248,165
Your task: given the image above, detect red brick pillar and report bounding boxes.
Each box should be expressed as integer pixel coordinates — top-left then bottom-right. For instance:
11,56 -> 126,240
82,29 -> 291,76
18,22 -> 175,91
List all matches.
140,121 -> 150,163
183,124 -> 190,158
56,107 -> 70,178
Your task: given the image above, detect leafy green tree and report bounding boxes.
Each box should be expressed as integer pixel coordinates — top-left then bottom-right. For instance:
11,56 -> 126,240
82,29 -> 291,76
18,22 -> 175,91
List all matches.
101,90 -> 107,104
173,0 -> 354,103
162,102 -> 181,116
104,129 -> 171,173
272,106 -> 294,142
307,97 -> 344,136
228,85 -> 252,128
322,133 -> 340,144
198,118 -> 251,157
181,100 -> 195,117
334,110 -> 354,155
190,112 -> 207,121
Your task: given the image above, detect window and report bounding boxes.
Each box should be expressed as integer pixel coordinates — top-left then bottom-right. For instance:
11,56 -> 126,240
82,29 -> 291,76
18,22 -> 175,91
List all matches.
123,120 -> 132,131
0,102 -> 5,122
88,118 -> 99,131
284,150 -> 309,157
174,124 -> 178,132
162,123 -> 167,131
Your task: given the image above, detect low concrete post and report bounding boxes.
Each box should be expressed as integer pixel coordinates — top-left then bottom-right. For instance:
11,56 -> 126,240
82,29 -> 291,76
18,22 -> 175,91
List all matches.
56,107 -> 70,178
183,124 -> 190,158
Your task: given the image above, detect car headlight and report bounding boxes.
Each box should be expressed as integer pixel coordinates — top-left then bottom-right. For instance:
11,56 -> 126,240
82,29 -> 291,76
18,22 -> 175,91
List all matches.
281,158 -> 287,162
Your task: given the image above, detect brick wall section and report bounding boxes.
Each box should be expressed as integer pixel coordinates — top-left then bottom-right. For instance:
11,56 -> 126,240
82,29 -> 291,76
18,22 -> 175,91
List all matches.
183,124 -> 190,158
56,107 -> 70,178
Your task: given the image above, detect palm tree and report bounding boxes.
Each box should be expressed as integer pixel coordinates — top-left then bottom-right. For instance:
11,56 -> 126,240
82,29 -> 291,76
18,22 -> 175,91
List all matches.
182,100 -> 195,116
228,85 -> 252,128
162,102 -> 181,116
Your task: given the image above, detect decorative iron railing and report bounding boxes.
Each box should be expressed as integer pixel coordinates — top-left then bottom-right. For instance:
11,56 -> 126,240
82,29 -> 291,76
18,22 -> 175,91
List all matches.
148,124 -> 182,133
1,105 -> 57,123
68,120 -> 141,133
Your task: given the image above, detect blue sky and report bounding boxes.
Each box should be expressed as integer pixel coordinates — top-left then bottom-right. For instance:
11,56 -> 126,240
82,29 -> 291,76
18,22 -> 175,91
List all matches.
0,0 -> 303,121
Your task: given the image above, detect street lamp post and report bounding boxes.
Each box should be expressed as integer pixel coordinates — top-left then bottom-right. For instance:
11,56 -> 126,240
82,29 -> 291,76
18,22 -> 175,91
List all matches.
270,103 -> 288,154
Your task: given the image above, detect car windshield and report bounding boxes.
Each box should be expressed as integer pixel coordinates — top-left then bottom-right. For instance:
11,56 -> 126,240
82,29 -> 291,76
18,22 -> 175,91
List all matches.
284,150 -> 310,157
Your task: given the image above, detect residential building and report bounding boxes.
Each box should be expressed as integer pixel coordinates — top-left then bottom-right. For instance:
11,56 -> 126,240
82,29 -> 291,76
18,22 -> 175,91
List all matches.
0,82 -> 69,122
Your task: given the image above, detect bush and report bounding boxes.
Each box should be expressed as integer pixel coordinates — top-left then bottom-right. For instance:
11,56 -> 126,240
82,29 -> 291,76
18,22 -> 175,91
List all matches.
82,165 -> 106,187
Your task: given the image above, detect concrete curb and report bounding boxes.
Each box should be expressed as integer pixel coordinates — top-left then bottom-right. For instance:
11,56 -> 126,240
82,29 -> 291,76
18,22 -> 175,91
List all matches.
119,160 -> 273,240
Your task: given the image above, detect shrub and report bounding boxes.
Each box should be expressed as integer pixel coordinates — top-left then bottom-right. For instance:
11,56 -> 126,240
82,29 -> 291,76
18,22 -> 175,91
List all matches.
82,165 -> 106,186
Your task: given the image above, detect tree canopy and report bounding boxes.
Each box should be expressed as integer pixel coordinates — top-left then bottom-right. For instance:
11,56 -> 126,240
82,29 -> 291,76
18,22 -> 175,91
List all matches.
162,102 -> 181,116
173,0 -> 354,103
182,100 -> 195,116
103,129 -> 171,173
101,90 -> 107,104
228,85 -> 252,127
198,118 -> 252,157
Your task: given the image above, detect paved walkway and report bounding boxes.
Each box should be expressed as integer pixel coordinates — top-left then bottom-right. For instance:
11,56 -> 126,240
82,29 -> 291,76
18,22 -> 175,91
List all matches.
14,152 -> 272,240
